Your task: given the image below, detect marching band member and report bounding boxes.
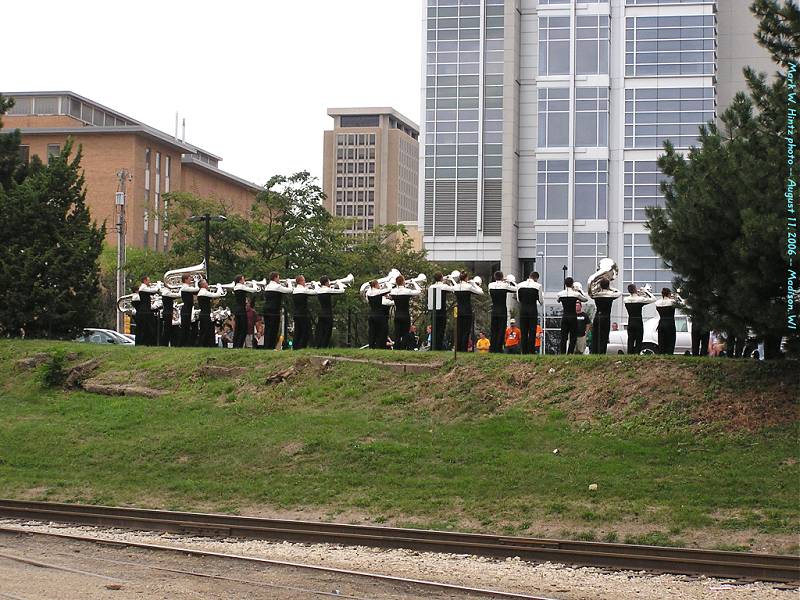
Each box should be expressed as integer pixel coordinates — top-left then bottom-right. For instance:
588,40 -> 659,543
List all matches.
453,272 -> 484,352
262,272 -> 294,350
389,275 -> 422,350
159,285 -> 181,347
137,276 -> 161,346
314,276 -> 346,348
179,274 -> 200,347
232,276 -> 259,349
291,275 -> 315,350
365,280 -> 393,349
556,277 -> 588,354
589,278 -> 621,355
429,272 -> 454,351
624,284 -> 656,355
488,272 -> 516,354
129,286 -> 141,345
655,288 -> 682,355
516,271 -> 543,355
197,280 -> 225,348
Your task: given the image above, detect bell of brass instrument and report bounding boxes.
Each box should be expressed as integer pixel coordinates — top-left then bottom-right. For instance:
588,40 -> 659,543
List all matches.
587,258 -> 619,296
408,273 -> 427,287
505,274 -> 517,285
332,273 -> 355,288
163,260 -> 206,288
117,294 -> 135,314
470,275 -> 483,288
360,269 -> 400,299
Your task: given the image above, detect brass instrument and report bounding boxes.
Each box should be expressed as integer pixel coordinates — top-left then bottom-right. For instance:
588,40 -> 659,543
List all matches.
504,274 -> 517,285
332,273 -> 355,289
587,258 -> 619,297
117,294 -> 135,314
360,268 -> 400,299
163,260 -> 206,288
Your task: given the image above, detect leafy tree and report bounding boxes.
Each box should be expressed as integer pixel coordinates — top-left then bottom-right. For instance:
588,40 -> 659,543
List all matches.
0,140 -> 105,338
646,1 -> 799,357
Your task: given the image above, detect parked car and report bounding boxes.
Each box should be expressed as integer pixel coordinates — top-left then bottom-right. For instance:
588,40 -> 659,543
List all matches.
607,316 -> 692,355
75,328 -> 135,346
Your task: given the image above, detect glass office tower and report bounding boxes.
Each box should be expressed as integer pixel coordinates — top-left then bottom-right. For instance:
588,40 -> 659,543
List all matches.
420,0 -> 770,335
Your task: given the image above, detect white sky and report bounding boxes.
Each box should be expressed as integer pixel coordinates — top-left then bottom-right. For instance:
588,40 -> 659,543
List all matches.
2,0 -> 423,186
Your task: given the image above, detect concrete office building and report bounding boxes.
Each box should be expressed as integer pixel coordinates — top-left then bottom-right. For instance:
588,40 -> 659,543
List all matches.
1,91 -> 261,250
419,0 -> 773,336
323,108 -> 420,239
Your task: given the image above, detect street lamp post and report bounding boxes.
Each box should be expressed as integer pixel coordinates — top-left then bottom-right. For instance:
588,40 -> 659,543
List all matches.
188,213 -> 227,281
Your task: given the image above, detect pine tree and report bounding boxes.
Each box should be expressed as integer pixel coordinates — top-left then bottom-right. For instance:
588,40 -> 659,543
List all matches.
646,2 -> 799,358
0,140 -> 105,338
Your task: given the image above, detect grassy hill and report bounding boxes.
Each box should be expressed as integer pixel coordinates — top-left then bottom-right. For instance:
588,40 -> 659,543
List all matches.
0,340 -> 797,553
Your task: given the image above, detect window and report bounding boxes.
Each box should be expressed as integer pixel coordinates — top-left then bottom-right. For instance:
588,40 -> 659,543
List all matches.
46,144 -> 61,164
538,87 -> 570,148
539,232 -> 569,292
624,233 -> 674,292
537,160 -> 569,220
7,97 -> 31,115
574,160 -> 608,219
573,232 -> 608,288
539,17 -> 571,76
624,161 -> 670,221
340,115 -> 379,127
626,15 -> 716,77
144,148 -> 151,191
575,87 -> 609,147
34,97 -> 59,115
625,87 -> 714,148
577,16 -> 610,75
18,145 -> 29,163
627,0 -> 714,4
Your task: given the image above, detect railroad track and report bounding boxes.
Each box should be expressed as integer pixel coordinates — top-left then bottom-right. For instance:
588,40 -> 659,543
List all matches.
0,499 -> 797,584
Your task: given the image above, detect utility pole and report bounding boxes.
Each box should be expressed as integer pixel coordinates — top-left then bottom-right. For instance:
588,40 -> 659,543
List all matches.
115,169 -> 130,333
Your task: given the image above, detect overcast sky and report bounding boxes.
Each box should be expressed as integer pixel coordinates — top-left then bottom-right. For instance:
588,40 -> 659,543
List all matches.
3,0 -> 422,186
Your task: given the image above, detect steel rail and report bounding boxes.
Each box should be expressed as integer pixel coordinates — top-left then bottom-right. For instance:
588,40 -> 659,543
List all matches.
0,527 -> 556,600
0,499 -> 796,583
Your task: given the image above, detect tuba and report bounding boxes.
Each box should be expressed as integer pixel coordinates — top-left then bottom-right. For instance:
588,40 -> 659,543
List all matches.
117,294 -> 135,314
587,258 -> 619,297
163,260 -> 206,288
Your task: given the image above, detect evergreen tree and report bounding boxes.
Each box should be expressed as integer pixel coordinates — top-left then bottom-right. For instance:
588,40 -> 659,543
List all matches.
0,140 -> 105,338
646,1 -> 799,358
0,94 -> 31,191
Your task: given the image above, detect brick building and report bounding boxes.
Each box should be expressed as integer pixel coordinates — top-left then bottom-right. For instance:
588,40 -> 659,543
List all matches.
1,91 -> 261,250
322,108 -> 420,244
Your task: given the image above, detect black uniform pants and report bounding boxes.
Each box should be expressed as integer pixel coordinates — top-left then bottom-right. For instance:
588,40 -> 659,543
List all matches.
294,315 -> 311,349
489,313 -> 505,353
627,319 -> 644,355
159,320 -> 174,347
368,314 -> 384,349
456,314 -> 473,352
138,312 -> 154,346
233,311 -> 248,349
264,314 -> 281,350
519,312 -> 537,355
691,329 -> 709,356
591,313 -> 611,355
315,315 -> 333,348
559,315 -> 578,355
180,312 -> 193,347
394,314 -> 411,350
432,311 -> 447,350
199,315 -> 215,348
658,324 -> 676,355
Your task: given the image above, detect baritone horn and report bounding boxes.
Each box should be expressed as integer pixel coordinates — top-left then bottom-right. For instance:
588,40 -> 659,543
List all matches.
332,273 -> 355,288
163,260 -> 207,288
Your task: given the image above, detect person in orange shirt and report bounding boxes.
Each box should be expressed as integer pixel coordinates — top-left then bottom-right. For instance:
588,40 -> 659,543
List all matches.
535,324 -> 543,354
476,331 -> 490,353
504,318 -> 522,354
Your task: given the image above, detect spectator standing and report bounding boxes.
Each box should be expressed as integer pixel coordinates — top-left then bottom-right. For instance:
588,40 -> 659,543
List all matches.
535,324 -> 543,354
253,320 -> 266,349
504,318 -> 522,354
575,302 -> 590,354
476,331 -> 490,353
245,299 -> 256,348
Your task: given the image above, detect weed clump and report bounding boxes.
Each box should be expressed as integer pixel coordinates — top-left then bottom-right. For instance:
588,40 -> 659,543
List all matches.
39,349 -> 68,388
